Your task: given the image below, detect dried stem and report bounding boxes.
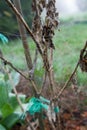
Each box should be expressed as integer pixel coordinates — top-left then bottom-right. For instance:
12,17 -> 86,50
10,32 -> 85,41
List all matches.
40,71 -> 47,94
0,56 -> 34,130
14,0 -> 33,70
48,48 -> 55,95
5,0 -> 43,55
29,48 -> 38,80
53,41 -> 87,100
5,66 -> 24,112
0,56 -> 38,95
46,113 -> 56,130
57,61 -> 79,98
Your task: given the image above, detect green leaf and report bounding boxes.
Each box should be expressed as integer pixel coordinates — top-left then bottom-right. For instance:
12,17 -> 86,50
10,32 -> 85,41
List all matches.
0,82 -> 8,108
1,104 -> 13,118
0,124 -> 6,130
0,110 -> 2,119
1,113 -> 20,129
4,74 -> 9,82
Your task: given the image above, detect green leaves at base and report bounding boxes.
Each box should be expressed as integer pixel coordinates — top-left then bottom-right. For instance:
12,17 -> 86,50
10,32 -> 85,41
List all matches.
1,113 -> 20,129
0,124 -> 6,130
1,104 -> 13,118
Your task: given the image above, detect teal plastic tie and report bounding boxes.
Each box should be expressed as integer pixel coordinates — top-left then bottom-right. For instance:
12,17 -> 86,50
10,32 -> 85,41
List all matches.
21,112 -> 26,120
0,33 -> 8,44
54,106 -> 60,113
40,96 -> 50,104
26,97 -> 49,115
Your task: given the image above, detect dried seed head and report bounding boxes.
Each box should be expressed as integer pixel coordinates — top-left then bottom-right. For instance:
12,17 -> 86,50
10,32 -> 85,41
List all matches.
79,50 -> 87,72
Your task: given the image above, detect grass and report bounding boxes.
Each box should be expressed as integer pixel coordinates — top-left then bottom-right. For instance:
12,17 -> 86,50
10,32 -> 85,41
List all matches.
0,20 -> 87,86
53,23 -> 87,86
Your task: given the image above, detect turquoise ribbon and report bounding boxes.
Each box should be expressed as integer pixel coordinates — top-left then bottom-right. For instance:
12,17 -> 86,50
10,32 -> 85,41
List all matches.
0,33 -> 8,44
54,106 -> 60,113
26,97 -> 50,115
40,96 -> 50,104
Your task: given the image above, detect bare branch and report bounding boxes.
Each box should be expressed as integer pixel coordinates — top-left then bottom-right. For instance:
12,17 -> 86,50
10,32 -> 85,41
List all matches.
0,56 -> 38,94
14,0 -> 33,70
52,41 -> 87,100
40,71 -> 47,94
29,48 -> 38,79
5,0 -> 43,56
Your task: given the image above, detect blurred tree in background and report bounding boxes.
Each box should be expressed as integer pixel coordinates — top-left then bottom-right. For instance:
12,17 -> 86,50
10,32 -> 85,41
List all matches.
76,0 -> 87,11
0,0 -> 33,37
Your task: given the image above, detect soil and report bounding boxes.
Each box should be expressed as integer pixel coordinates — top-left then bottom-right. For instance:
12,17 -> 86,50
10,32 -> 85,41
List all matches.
11,75 -> 87,130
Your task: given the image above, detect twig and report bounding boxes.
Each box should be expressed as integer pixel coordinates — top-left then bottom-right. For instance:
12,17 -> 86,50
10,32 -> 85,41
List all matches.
0,56 -> 28,79
29,48 -> 38,79
0,56 -> 38,95
5,67 -> 34,130
48,48 -> 55,96
80,41 -> 87,59
39,71 -> 47,94
46,113 -> 56,130
14,0 -> 33,70
53,41 -> 87,100
5,0 -> 43,56
5,66 -> 24,112
57,61 -> 79,98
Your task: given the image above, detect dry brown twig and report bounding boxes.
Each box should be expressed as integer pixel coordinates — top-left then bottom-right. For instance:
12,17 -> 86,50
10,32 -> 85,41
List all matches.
0,56 -> 38,95
52,41 -> 87,101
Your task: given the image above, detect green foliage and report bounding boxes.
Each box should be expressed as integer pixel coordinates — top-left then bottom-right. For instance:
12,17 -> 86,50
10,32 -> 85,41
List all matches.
1,113 -> 20,129
1,104 -> 13,119
0,71 -> 26,129
0,124 -> 6,130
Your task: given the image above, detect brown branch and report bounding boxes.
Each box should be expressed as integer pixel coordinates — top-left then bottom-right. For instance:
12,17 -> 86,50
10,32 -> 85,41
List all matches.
14,0 -> 33,70
40,71 -> 47,94
80,41 -> 87,59
29,48 -> 38,79
52,41 -> 87,100
46,112 -> 56,130
5,66 -> 24,112
0,56 -> 29,79
5,0 -> 43,56
0,56 -> 38,94
48,48 -> 55,96
57,61 -> 79,98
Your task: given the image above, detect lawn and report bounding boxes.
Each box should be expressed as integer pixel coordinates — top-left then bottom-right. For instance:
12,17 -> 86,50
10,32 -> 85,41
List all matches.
0,21 -> 87,86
